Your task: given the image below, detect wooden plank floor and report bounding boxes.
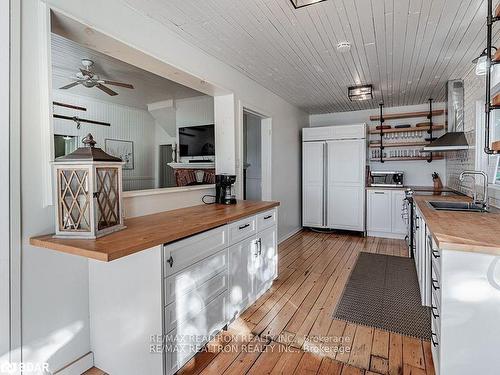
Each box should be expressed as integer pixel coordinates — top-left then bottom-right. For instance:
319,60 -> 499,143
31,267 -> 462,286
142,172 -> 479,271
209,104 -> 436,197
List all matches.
86,230 -> 435,375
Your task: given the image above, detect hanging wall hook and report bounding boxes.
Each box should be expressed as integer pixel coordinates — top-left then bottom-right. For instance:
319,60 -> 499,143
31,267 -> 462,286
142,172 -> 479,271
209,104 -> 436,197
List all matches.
72,116 -> 81,130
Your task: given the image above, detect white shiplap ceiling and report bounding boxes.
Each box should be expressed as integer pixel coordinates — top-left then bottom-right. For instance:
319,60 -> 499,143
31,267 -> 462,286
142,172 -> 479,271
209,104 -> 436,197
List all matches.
51,33 -> 205,109
123,0 -> 496,113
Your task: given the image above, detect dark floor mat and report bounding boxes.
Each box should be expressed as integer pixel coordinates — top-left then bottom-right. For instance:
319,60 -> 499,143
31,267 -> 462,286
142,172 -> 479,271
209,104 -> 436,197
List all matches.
333,252 -> 431,340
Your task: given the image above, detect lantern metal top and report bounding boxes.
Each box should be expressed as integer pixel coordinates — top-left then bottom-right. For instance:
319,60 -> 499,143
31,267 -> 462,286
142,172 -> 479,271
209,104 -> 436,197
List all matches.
55,133 -> 122,162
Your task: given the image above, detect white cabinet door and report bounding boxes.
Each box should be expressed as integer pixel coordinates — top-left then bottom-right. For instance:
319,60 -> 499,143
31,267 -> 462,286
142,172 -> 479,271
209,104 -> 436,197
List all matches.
89,246 -> 163,375
228,237 -> 255,321
367,190 -> 392,233
391,190 -> 407,234
303,141 -> 325,227
326,139 -> 365,231
254,226 -> 277,295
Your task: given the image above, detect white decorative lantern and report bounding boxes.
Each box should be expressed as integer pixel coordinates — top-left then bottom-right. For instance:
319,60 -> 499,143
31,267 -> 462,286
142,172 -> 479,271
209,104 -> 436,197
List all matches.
53,133 -> 126,239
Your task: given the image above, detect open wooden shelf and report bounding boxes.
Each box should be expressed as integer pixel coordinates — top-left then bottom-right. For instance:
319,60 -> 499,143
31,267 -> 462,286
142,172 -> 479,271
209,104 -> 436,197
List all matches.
370,156 -> 444,162
492,140 -> 500,152
369,142 -> 429,148
493,49 -> 500,63
492,92 -> 500,107
369,110 -> 444,121
369,125 -> 444,134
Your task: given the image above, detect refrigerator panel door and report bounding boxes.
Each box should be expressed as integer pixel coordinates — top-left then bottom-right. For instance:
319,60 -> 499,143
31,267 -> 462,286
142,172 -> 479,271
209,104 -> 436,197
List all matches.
302,141 -> 325,227
326,139 -> 365,231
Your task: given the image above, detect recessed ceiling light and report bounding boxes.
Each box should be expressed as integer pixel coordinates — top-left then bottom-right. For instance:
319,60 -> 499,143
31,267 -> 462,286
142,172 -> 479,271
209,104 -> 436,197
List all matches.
290,0 -> 327,9
337,41 -> 351,53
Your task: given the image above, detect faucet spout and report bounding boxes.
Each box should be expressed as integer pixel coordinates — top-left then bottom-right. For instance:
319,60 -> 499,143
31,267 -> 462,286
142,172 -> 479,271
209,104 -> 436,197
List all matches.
459,170 -> 489,209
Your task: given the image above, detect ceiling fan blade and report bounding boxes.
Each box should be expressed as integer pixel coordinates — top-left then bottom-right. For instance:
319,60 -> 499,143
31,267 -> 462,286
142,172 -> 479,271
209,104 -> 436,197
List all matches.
103,80 -> 134,89
59,81 -> 80,90
96,83 -> 118,96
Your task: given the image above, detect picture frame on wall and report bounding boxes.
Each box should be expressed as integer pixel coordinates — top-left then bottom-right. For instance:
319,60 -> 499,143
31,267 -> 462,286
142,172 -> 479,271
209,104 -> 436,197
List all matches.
105,138 -> 134,170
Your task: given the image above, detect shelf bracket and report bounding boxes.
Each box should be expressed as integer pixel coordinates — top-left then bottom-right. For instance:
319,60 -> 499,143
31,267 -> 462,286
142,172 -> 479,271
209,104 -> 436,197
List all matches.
379,103 -> 385,163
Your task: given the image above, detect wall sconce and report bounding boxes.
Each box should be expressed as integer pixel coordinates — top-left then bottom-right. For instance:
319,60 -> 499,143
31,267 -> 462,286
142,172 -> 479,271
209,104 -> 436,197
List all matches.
348,85 -> 373,101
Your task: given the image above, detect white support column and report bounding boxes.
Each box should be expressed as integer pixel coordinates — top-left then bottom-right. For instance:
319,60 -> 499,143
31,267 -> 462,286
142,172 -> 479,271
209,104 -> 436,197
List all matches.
214,94 -> 237,175
0,0 -> 11,361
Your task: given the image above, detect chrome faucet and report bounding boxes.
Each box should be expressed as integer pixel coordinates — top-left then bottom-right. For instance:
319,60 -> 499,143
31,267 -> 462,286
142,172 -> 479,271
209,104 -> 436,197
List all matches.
459,170 -> 489,209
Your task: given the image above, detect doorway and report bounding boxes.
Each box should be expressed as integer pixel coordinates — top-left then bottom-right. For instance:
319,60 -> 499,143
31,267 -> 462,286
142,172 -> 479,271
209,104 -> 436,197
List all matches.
243,111 -> 263,200
158,144 -> 176,188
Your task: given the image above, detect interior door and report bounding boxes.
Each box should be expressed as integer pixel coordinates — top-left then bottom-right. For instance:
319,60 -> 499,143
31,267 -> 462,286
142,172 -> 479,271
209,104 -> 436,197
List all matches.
326,139 -> 365,231
302,141 -> 325,227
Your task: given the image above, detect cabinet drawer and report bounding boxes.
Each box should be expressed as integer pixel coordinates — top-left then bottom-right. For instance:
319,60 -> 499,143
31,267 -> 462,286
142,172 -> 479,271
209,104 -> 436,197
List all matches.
165,249 -> 228,306
256,208 -> 277,232
165,270 -> 228,333
163,226 -> 227,276
228,216 -> 257,245
165,291 -> 228,374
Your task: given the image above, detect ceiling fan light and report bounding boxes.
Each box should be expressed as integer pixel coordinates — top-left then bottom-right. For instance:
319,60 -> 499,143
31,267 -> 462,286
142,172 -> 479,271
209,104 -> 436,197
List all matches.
348,84 -> 373,101
290,0 -> 327,9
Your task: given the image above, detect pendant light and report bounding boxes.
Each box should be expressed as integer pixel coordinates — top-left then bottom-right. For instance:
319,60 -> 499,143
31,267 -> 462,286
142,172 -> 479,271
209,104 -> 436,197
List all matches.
473,47 -> 497,76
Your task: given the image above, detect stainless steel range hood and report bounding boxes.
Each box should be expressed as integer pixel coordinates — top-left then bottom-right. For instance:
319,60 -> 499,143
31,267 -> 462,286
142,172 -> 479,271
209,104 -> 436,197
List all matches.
423,80 -> 469,152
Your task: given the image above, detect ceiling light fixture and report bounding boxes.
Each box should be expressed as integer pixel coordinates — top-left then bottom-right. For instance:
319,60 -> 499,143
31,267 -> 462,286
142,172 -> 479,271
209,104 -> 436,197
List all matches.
348,84 -> 373,101
473,47 -> 497,76
290,0 -> 327,9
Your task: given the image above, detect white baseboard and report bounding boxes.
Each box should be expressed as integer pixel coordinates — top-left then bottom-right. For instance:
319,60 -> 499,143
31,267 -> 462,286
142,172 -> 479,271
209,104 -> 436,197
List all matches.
278,227 -> 302,244
54,352 -> 94,375
367,231 -> 406,240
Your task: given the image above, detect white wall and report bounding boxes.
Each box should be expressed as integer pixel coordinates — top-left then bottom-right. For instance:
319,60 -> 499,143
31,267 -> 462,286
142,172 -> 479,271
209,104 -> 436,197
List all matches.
53,91 -> 157,191
176,96 -> 214,127
310,103 -> 447,186
20,0 -> 307,371
0,0 -> 10,362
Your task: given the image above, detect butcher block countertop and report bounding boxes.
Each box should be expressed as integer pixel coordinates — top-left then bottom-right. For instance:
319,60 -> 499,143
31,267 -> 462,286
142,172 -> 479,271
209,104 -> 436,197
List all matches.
414,195 -> 500,255
30,200 -> 279,262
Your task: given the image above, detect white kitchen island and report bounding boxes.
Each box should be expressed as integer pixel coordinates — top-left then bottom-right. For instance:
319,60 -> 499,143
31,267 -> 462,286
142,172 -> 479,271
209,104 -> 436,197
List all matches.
31,201 -> 279,375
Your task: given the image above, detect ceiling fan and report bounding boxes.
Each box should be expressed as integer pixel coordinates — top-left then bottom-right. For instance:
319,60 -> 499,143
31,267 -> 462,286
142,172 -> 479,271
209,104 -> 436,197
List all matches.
59,59 -> 134,96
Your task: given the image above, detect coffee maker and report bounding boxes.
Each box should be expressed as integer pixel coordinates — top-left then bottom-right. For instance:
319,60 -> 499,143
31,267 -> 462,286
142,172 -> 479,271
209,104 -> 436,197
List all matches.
215,174 -> 237,204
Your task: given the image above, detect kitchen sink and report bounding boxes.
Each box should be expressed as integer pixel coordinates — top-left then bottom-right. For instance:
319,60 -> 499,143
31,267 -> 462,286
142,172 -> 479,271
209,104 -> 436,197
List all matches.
428,201 -> 488,213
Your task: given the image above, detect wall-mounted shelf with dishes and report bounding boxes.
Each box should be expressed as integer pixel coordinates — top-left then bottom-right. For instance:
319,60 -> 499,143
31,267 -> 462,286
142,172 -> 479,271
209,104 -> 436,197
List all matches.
482,0 -> 500,153
369,101 -> 444,163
